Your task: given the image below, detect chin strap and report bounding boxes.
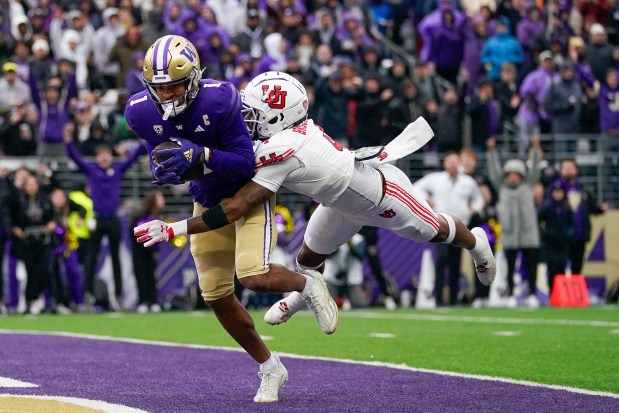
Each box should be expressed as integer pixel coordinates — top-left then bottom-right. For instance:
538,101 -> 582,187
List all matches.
162,104 -> 174,121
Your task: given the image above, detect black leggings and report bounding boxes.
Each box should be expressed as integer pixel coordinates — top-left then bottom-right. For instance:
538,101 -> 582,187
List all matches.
87,216 -> 122,296
504,248 -> 538,296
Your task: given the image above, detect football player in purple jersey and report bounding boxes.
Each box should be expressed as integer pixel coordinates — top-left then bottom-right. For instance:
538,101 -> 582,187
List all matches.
126,35 -> 338,403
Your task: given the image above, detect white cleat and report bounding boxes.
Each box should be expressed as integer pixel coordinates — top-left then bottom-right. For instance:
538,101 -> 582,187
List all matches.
264,292 -> 305,326
300,269 -> 339,334
471,227 -> 496,286
253,354 -> 288,403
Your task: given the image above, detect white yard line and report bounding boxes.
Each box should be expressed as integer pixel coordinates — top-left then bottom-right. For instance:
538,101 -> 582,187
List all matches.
0,377 -> 38,388
1,330 -> 617,400
328,310 -> 619,328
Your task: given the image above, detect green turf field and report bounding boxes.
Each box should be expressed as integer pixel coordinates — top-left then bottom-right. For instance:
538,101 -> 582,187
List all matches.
1,307 -> 618,393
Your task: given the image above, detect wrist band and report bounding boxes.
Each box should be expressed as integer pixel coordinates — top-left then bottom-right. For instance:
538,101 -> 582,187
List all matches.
201,204 -> 229,230
169,220 -> 188,237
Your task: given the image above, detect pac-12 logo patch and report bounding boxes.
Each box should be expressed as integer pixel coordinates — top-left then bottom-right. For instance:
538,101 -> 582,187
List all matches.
153,125 -> 163,136
379,209 -> 396,218
261,85 -> 287,109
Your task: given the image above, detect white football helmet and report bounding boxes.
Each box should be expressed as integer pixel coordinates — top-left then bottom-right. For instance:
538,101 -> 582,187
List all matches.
241,71 -> 309,140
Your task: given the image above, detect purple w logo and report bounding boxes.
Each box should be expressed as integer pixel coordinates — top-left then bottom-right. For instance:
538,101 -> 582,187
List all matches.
179,46 -> 197,63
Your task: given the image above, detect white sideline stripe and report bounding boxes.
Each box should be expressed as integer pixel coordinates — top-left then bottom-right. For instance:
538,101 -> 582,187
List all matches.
329,311 -> 619,328
0,377 -> 38,388
0,394 -> 147,413
1,330 -> 618,400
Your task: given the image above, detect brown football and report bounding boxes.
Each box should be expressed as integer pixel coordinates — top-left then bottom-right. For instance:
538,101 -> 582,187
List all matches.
152,140 -> 204,181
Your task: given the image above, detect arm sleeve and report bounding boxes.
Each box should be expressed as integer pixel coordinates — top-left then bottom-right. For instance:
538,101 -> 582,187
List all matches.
64,73 -> 78,110
68,199 -> 87,218
527,147 -> 542,185
470,178 -> 485,213
206,83 -> 254,180
586,190 -> 605,215
28,72 -> 41,109
411,174 -> 433,201
66,142 -> 91,173
118,143 -> 147,174
486,148 -> 503,191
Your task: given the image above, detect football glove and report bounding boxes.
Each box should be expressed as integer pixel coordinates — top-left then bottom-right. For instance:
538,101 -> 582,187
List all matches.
151,164 -> 185,186
134,219 -> 188,247
158,137 -> 208,179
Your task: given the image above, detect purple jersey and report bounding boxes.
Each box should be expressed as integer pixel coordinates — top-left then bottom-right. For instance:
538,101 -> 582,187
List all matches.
125,79 -> 255,208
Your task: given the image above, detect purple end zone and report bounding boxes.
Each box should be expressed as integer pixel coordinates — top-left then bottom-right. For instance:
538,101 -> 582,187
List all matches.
0,333 -> 617,413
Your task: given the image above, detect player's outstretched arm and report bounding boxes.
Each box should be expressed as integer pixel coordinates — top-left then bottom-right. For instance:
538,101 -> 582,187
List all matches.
133,181 -> 274,246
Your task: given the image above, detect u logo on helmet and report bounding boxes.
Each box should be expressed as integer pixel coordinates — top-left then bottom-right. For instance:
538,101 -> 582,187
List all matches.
261,85 -> 287,109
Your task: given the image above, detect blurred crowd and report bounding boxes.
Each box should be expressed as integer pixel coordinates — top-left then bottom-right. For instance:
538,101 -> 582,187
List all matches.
0,0 -> 618,314
0,0 -> 617,159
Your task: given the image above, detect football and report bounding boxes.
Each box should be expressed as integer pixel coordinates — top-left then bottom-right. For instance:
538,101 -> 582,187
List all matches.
152,140 -> 204,181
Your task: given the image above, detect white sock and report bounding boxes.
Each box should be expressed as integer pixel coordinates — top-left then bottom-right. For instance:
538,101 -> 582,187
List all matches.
469,233 -> 485,262
260,354 -> 278,371
300,273 -> 315,297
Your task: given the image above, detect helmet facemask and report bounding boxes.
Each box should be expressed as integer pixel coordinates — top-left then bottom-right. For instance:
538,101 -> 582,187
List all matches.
241,93 -> 274,140
146,66 -> 199,120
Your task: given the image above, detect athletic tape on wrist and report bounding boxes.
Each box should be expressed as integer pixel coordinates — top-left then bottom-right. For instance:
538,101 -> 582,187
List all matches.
437,213 -> 456,244
169,220 -> 188,238
201,204 -> 229,230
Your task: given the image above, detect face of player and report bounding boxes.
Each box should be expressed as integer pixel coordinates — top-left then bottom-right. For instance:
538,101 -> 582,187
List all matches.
153,82 -> 187,105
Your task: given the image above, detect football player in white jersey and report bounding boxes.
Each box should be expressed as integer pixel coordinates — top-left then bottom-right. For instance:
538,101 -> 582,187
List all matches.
134,71 -> 497,325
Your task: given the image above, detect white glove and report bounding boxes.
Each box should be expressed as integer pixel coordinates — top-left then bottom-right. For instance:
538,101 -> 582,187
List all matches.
134,219 -> 188,247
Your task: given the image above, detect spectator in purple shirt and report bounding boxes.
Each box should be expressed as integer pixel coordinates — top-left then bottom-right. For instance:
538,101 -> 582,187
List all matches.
516,6 -> 546,56
553,158 -> 608,275
599,68 -> 619,141
463,14 -> 489,96
419,8 -> 465,85
516,50 -> 554,156
64,133 -> 146,311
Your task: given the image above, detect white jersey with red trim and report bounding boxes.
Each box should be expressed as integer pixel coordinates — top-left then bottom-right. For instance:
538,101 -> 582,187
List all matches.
252,119 -> 357,206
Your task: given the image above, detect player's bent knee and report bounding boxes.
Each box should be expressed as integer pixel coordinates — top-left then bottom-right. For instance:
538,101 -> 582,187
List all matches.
201,286 -> 234,303
238,274 -> 262,291
198,271 -> 235,302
